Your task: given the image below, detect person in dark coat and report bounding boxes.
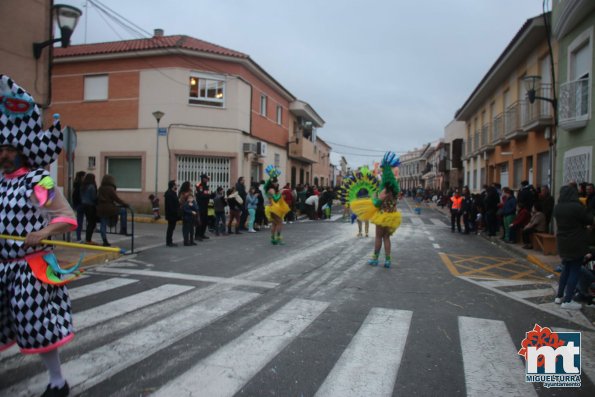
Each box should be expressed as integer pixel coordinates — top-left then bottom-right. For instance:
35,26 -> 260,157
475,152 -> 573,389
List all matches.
96,174 -> 129,246
164,180 -> 179,247
537,185 -> 555,230
235,176 -> 248,230
553,184 -> 595,310
195,174 -> 214,240
484,185 -> 500,236
72,171 -> 86,242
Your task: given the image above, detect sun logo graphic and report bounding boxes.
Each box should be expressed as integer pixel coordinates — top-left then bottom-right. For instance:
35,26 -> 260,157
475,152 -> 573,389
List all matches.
518,324 -> 581,388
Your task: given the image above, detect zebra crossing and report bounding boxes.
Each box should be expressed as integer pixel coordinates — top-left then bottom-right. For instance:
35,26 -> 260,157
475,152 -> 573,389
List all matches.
2,271 -> 593,396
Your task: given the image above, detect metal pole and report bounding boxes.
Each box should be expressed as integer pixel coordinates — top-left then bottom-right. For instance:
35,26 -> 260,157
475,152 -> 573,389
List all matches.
155,119 -> 159,197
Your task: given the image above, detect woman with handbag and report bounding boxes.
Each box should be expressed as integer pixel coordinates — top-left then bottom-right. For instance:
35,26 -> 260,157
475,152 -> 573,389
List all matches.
96,174 -> 129,247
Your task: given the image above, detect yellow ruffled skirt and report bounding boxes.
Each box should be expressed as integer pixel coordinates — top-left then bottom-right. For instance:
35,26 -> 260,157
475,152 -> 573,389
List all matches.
265,198 -> 290,221
350,198 -> 401,235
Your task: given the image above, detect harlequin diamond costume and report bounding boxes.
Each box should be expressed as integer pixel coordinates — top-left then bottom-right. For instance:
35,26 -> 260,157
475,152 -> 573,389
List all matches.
0,75 -> 78,396
350,152 -> 401,268
264,165 -> 289,245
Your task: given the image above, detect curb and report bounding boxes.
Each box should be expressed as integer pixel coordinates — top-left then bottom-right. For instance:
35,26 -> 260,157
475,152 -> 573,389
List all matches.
526,254 -> 559,278
73,251 -> 121,270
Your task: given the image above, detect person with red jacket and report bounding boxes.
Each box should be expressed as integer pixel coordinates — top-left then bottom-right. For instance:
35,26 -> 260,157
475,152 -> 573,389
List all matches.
508,203 -> 530,243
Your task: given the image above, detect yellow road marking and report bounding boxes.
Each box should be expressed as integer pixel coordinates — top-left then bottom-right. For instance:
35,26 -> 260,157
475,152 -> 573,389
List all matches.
438,253 -> 460,276
439,253 -> 548,281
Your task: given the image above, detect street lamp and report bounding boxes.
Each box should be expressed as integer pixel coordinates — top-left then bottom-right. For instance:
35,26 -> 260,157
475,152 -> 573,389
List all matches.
152,111 -> 165,197
523,75 -> 557,106
33,4 -> 83,59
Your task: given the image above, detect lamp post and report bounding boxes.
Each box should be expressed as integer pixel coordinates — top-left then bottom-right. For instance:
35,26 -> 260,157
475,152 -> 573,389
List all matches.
152,111 -> 164,197
33,4 -> 83,59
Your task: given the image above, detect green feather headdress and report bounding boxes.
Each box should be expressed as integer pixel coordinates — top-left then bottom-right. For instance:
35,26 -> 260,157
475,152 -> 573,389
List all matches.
339,165 -> 380,204
380,152 -> 400,196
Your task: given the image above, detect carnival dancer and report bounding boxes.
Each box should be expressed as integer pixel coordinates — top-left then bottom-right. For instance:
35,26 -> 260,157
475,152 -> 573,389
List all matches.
264,165 -> 290,245
0,75 -> 78,397
338,166 -> 379,238
351,152 -> 402,268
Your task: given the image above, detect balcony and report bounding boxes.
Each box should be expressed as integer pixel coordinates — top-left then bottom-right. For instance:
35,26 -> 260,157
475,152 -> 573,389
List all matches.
479,123 -> 494,152
492,113 -> 508,145
288,138 -> 317,163
472,131 -> 480,155
559,77 -> 590,130
521,84 -> 554,131
504,101 -> 528,140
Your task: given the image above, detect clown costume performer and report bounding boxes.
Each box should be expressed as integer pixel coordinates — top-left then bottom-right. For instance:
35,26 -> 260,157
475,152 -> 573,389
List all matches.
0,75 -> 78,397
264,165 -> 290,245
351,152 -> 402,268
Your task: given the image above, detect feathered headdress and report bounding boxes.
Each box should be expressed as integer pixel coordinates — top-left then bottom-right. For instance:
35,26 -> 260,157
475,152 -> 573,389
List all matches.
380,151 -> 400,195
264,165 -> 281,191
0,75 -> 63,167
338,165 -> 380,204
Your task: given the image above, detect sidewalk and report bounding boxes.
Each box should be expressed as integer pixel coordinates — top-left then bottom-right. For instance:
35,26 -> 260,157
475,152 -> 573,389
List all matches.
416,199 -> 561,278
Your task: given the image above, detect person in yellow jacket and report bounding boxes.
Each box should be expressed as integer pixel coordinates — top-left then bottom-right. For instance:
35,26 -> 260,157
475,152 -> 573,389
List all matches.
351,152 -> 402,268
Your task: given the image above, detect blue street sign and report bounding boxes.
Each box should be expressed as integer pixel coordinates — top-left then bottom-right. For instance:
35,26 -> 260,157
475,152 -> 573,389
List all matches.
158,127 -> 167,136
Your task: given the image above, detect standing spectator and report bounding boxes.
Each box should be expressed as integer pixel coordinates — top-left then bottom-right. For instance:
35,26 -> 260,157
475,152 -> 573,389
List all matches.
522,202 -> 547,249
461,186 -> 473,234
226,186 -> 244,234
500,187 -> 517,243
182,194 -> 198,246
195,174 -> 213,240
207,199 -> 216,232
81,173 -> 98,244
508,203 -> 530,243
72,170 -> 86,242
281,183 -> 294,223
255,181 -> 267,230
553,184 -> 595,310
246,186 -> 259,232
484,185 -> 500,237
537,185 -> 555,230
213,186 -> 227,235
236,176 -> 248,230
450,189 -> 463,233
586,183 -> 595,213
164,180 -> 179,247
320,186 -> 335,220
96,174 -> 129,247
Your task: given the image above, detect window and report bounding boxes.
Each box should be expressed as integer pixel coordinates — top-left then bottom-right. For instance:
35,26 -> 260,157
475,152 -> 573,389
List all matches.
88,156 -> 96,170
260,95 -> 267,116
84,75 -> 108,101
513,158 -> 522,189
177,155 -> 231,190
274,153 -> 280,168
563,146 -> 592,184
276,105 -> 282,124
537,151 -> 550,187
106,157 -> 142,191
189,73 -> 225,107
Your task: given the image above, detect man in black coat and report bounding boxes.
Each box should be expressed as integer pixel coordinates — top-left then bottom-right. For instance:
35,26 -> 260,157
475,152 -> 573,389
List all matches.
164,180 -> 179,247
235,176 -> 248,230
553,184 -> 594,309
195,174 -> 214,240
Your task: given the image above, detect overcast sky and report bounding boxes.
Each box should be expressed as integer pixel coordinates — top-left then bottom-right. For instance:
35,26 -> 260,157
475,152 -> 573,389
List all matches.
60,0 -> 546,167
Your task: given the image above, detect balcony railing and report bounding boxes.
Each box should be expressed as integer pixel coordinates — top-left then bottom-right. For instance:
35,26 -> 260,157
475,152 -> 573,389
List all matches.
559,77 -> 590,130
473,131 -> 480,153
288,138 -> 317,163
521,84 -> 554,130
504,101 -> 527,139
480,123 -> 494,151
492,113 -> 505,143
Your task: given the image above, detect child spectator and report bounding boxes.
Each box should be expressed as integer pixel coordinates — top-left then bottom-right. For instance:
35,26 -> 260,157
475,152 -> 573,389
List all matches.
207,199 -> 216,232
149,194 -> 161,220
182,194 -> 198,246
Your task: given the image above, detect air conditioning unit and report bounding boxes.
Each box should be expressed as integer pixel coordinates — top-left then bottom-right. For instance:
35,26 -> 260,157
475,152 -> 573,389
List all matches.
257,141 -> 267,156
243,143 -> 255,153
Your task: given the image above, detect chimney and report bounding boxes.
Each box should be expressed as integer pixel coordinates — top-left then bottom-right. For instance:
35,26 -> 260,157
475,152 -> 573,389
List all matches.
154,28 -> 164,37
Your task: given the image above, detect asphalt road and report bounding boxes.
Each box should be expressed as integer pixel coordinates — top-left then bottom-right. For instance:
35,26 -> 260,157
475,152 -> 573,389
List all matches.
2,202 -> 594,397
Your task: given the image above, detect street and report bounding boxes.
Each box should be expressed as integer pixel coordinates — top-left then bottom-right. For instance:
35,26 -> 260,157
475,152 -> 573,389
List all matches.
1,201 -> 594,397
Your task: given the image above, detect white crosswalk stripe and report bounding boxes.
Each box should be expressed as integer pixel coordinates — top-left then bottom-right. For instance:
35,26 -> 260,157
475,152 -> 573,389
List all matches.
459,317 -> 538,396
68,277 -> 138,300
2,273 -> 594,396
314,308 -> 412,397
153,298 -> 329,397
